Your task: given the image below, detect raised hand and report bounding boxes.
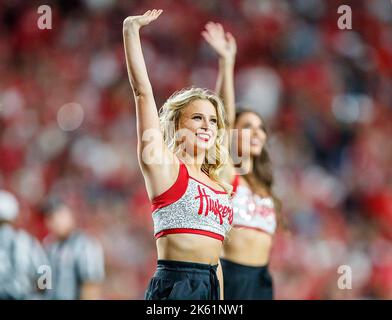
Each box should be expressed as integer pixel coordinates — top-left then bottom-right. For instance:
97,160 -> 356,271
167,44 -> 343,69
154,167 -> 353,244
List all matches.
202,22 -> 237,63
123,9 -> 163,32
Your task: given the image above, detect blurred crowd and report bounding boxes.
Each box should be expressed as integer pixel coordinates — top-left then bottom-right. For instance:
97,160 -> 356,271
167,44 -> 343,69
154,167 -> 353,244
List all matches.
0,0 -> 391,299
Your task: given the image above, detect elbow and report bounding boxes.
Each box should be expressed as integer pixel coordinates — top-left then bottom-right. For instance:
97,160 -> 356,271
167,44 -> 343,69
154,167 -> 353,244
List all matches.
133,87 -> 152,98
131,82 -> 153,98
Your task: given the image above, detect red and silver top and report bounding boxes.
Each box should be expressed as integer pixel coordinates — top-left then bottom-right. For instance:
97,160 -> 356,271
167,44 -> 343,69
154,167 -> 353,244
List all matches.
151,161 -> 233,241
231,175 -> 277,235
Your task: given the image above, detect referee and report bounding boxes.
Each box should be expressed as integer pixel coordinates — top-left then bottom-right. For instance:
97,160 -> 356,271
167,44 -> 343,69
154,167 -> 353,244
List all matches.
41,197 -> 105,300
0,190 -> 49,300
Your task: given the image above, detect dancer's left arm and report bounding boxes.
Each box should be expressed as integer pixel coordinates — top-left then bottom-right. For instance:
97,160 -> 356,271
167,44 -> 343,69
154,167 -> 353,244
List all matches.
202,22 -> 237,128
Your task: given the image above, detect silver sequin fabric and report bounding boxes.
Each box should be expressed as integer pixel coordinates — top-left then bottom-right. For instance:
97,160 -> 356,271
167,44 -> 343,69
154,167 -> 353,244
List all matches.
232,184 -> 277,234
152,178 -> 233,240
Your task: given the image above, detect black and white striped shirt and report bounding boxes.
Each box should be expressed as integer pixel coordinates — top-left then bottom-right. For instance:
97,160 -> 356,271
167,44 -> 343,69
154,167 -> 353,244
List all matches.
0,224 -> 49,300
44,230 -> 105,300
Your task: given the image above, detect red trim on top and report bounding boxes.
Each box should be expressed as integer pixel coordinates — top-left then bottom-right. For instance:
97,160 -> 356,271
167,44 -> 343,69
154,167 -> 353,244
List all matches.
151,162 -> 189,212
155,228 -> 224,241
233,224 -> 274,236
189,176 -> 227,194
232,175 -> 240,194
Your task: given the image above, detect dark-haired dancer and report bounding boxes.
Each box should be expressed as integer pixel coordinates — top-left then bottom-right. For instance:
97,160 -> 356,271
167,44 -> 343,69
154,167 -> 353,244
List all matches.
123,10 -> 233,300
203,22 -> 281,300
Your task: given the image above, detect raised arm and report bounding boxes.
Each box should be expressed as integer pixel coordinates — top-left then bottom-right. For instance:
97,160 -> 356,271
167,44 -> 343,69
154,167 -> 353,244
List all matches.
202,22 -> 237,128
123,10 -> 163,164
123,10 -> 177,199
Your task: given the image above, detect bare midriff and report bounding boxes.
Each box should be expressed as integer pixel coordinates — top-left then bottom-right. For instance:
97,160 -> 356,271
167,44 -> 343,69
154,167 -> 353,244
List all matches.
222,227 -> 273,266
157,233 -> 223,265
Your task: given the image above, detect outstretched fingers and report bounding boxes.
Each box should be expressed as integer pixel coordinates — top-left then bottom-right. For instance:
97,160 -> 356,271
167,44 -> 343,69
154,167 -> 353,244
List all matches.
144,9 -> 163,19
201,30 -> 213,44
156,9 -> 163,17
216,23 -> 224,35
123,9 -> 163,30
226,32 -> 236,45
205,22 -> 226,42
151,9 -> 163,17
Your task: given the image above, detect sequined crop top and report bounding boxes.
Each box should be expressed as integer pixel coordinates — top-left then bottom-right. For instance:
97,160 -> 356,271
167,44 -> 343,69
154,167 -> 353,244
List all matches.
231,175 -> 277,235
151,161 -> 233,241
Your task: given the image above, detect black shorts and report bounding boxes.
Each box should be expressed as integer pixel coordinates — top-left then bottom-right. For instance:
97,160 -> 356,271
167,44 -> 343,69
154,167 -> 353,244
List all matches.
145,260 -> 220,300
220,258 -> 274,300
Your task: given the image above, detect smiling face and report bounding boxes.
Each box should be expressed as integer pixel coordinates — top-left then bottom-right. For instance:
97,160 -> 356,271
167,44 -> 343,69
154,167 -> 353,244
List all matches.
235,111 -> 267,157
177,99 -> 219,154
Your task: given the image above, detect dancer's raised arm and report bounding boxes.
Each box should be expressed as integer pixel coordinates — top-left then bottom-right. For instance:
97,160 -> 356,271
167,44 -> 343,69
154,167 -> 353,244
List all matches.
123,10 -> 177,199
123,10 -> 163,96
123,9 -> 162,146
202,22 -> 237,128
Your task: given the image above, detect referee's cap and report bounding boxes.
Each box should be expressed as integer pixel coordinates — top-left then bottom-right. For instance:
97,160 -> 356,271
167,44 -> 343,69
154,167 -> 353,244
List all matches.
0,190 -> 19,221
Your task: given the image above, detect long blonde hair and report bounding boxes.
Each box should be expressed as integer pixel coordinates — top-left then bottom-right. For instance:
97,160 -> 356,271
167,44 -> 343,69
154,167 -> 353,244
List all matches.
159,87 -> 232,195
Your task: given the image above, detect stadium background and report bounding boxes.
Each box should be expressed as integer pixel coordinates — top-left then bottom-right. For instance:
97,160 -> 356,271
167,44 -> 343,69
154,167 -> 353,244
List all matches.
0,0 -> 391,299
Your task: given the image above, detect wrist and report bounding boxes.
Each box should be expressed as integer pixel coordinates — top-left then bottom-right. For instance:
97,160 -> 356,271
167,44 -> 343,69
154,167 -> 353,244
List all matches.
219,57 -> 235,67
123,22 -> 140,35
